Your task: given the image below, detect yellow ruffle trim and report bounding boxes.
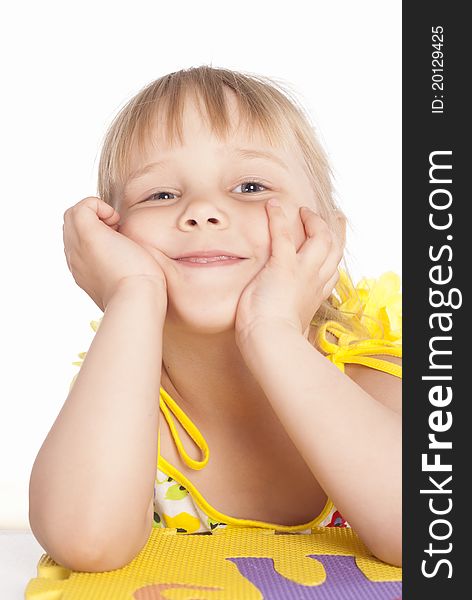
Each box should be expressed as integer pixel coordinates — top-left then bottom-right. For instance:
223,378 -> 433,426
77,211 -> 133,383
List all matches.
69,318 -> 103,391
332,269 -> 402,343
71,318 -> 102,366
315,269 -> 402,373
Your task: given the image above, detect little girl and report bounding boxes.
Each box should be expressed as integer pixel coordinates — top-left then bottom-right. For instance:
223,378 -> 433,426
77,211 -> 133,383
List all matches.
29,66 -> 402,572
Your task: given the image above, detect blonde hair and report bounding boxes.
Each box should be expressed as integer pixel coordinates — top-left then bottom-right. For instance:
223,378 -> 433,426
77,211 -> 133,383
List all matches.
96,65 -> 377,342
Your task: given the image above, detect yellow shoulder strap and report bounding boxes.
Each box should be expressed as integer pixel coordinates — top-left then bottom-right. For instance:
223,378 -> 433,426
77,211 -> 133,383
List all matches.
158,387 -> 210,470
315,269 -> 403,378
317,321 -> 402,378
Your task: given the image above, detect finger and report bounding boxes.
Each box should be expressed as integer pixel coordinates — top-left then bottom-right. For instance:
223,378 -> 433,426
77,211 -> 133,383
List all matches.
71,197 -> 116,230
297,206 -> 334,267
322,268 -> 341,299
298,207 -> 343,298
81,197 -> 120,225
319,239 -> 344,280
266,199 -> 296,260
63,246 -> 71,271
95,199 -> 120,225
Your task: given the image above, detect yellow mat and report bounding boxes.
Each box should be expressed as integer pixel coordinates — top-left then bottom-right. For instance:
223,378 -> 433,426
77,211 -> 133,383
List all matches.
25,526 -> 402,599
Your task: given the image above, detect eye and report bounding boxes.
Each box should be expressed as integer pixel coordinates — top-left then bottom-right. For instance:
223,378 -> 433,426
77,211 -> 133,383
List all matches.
142,191 -> 176,202
139,179 -> 269,204
233,180 -> 269,194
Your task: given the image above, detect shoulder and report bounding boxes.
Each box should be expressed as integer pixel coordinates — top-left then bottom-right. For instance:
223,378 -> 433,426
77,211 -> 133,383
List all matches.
311,324 -> 402,415
309,268 -> 403,414
344,355 -> 402,415
317,268 -> 402,414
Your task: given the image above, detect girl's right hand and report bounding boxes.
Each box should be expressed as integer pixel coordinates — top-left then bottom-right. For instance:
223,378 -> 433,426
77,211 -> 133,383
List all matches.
63,196 -> 168,312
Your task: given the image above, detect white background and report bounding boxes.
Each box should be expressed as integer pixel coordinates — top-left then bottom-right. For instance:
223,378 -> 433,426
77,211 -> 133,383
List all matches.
0,1 -> 401,529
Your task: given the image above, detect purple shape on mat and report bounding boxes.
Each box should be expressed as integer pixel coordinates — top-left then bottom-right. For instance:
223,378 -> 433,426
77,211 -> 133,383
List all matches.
227,554 -> 402,599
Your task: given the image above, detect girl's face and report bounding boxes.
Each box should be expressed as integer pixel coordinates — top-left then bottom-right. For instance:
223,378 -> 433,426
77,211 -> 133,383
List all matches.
117,91 -> 318,334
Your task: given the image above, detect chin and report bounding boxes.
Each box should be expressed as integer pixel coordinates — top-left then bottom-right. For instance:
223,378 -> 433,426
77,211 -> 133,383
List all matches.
166,295 -> 239,335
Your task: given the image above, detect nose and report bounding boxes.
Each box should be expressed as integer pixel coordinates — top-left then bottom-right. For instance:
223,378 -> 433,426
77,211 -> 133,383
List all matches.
177,199 -> 229,231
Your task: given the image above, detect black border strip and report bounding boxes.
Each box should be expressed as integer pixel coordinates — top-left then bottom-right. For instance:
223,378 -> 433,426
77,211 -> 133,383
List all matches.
403,3 -> 467,596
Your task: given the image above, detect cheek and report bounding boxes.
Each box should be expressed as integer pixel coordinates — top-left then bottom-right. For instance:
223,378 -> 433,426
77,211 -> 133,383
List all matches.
118,212 -> 164,244
247,215 -> 272,260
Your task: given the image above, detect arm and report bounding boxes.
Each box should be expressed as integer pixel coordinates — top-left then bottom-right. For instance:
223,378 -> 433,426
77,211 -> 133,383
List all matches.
345,355 -> 402,416
238,324 -> 402,567
29,276 -> 167,572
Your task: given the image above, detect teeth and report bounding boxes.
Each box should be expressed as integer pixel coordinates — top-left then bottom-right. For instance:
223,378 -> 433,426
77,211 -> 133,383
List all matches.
179,256 -> 237,263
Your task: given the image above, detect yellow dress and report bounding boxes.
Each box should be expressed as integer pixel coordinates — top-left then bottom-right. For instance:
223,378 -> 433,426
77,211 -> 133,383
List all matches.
71,270 -> 402,535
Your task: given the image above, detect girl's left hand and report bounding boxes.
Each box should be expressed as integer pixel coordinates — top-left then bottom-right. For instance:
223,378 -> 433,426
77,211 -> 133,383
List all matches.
235,199 -> 344,345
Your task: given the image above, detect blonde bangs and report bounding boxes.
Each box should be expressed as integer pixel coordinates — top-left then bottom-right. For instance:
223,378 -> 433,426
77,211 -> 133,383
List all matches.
97,66 -> 332,213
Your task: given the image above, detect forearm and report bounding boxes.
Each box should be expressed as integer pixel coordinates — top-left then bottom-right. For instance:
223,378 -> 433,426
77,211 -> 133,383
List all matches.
29,277 -> 166,557
238,325 -> 401,565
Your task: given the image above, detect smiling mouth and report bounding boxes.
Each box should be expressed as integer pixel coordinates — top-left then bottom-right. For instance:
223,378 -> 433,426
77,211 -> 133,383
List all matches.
176,256 -> 243,263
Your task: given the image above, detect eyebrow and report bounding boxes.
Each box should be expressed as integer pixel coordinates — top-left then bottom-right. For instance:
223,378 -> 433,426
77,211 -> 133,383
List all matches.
229,148 -> 289,172
125,147 -> 289,188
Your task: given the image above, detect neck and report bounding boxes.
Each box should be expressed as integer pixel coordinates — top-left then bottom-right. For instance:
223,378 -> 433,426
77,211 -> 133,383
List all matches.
160,320 -> 269,423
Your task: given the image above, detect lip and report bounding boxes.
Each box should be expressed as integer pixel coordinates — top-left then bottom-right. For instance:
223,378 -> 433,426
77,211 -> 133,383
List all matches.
174,257 -> 246,268
174,250 -> 246,259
